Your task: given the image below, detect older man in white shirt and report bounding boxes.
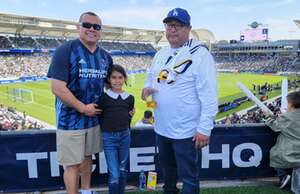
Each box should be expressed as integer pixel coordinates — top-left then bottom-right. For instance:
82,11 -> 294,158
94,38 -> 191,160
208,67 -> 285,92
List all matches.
142,8 -> 218,194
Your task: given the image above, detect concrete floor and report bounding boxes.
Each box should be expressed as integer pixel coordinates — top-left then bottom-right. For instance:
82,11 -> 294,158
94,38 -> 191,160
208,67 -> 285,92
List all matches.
5,177 -> 279,194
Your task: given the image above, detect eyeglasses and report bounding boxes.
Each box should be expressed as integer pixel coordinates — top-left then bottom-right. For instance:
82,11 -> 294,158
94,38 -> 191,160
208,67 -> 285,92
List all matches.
164,23 -> 186,31
80,22 -> 102,31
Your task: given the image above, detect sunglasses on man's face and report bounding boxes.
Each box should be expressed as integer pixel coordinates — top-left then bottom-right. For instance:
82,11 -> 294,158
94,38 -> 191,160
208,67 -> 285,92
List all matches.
80,22 -> 102,31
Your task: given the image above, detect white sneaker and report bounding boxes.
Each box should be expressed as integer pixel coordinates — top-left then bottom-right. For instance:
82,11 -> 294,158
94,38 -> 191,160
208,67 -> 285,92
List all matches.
280,174 -> 291,189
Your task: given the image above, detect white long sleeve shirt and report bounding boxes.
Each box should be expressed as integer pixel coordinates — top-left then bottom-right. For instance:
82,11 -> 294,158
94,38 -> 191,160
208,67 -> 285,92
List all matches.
144,43 -> 218,139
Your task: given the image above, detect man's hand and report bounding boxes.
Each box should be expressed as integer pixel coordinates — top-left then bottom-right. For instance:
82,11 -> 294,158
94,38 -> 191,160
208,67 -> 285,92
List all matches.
192,132 -> 210,150
81,103 -> 102,117
141,87 -> 157,101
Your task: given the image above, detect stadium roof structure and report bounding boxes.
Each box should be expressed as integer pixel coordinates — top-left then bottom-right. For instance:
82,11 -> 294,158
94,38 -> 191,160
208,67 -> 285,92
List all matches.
294,20 -> 300,30
0,12 -> 215,44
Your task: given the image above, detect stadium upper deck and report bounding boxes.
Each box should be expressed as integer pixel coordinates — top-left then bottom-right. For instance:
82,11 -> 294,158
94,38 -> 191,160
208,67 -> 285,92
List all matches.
294,19 -> 300,31
0,12 -> 215,46
211,19 -> 300,55
212,40 -> 300,54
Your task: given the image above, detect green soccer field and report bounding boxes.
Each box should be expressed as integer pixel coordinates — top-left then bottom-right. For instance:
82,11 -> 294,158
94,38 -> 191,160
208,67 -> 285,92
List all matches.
0,73 -> 285,127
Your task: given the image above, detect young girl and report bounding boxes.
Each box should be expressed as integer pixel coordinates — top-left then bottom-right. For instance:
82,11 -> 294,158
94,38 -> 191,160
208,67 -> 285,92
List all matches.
98,64 -> 134,194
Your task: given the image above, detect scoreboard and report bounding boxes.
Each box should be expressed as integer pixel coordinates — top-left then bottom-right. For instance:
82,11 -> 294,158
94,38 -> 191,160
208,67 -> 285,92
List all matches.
240,28 -> 268,42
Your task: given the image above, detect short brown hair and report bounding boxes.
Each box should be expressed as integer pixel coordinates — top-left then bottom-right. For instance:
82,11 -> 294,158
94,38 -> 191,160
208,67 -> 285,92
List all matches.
287,91 -> 300,109
144,110 -> 153,119
79,11 -> 99,22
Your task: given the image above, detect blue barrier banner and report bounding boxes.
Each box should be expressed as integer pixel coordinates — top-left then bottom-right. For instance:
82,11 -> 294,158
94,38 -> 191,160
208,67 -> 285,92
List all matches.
0,76 -> 48,85
0,125 -> 277,192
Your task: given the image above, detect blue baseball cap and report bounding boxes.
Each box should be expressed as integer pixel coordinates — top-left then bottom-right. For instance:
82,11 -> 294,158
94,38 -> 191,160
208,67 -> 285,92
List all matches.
163,8 -> 191,25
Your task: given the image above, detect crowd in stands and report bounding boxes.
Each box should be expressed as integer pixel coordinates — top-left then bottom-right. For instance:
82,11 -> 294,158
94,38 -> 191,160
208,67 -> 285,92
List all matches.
0,36 -> 156,79
35,37 -> 62,49
0,54 -> 153,79
2,35 -> 300,130
0,35 -> 68,49
10,36 -> 37,49
100,41 -> 156,53
217,79 -> 300,125
0,36 -> 11,49
0,35 -> 156,53
0,104 -> 44,131
113,56 -> 152,70
0,54 -> 50,78
2,35 -> 300,74
218,99 -> 281,125
215,54 -> 300,73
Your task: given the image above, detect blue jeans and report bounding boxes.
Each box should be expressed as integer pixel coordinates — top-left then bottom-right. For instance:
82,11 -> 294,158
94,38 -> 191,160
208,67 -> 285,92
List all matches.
292,167 -> 300,194
276,168 -> 288,178
157,134 -> 199,194
276,168 -> 292,179
102,129 -> 131,194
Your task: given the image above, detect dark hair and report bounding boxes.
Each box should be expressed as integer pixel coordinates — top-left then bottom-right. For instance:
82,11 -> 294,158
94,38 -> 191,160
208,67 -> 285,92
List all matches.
287,91 -> 300,109
79,11 -> 99,22
106,64 -> 127,87
144,110 -> 153,119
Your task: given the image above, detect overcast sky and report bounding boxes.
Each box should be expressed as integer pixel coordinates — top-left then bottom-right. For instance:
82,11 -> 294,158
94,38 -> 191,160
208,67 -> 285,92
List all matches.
1,0 -> 300,41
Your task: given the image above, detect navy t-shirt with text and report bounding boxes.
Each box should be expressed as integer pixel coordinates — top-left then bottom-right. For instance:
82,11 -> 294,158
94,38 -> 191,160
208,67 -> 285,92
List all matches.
47,39 -> 113,130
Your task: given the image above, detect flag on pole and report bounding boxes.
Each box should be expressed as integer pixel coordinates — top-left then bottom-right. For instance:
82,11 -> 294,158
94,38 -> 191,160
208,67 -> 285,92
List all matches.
280,79 -> 288,113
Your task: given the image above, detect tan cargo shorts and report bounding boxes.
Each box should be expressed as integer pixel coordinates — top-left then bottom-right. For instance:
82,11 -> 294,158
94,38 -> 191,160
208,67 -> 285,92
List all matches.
56,125 -> 102,166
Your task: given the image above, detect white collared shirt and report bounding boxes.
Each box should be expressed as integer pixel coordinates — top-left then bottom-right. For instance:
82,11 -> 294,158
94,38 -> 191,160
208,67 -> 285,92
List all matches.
105,89 -> 130,100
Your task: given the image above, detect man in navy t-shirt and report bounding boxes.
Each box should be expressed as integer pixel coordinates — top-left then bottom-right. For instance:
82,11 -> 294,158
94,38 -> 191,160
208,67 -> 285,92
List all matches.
47,11 -> 112,194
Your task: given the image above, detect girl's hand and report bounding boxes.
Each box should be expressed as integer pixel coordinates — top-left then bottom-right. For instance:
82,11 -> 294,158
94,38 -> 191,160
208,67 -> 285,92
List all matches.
129,108 -> 135,117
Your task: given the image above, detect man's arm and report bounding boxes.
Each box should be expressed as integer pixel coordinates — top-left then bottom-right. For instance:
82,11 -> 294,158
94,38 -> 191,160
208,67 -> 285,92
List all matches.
141,55 -> 157,101
48,42 -> 101,117
193,48 -> 218,148
51,79 -> 101,117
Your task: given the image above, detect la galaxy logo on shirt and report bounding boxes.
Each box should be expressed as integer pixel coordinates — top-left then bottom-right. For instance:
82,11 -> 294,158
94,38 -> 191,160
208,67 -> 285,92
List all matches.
78,58 -> 87,64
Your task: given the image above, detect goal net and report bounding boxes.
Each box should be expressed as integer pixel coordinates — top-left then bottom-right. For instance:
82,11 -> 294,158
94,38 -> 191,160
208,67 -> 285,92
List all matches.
9,88 -> 34,104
